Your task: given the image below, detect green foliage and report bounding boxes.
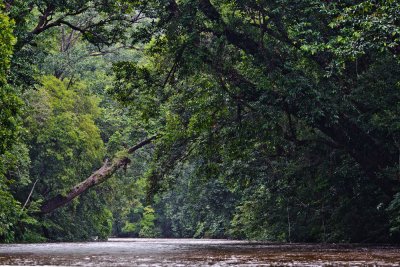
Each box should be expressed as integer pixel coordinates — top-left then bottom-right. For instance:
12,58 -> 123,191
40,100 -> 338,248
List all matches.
139,206 -> 159,238
0,8 -> 19,155
0,185 -> 21,242
156,164 -> 237,239
0,142 -> 38,243
19,75 -> 108,240
0,8 -> 16,84
326,1 -> 400,60
26,75 -> 104,188
0,7 -> 26,243
1,0 -> 400,244
113,175 -> 156,238
108,0 -> 400,243
0,85 -> 22,158
44,192 -> 113,241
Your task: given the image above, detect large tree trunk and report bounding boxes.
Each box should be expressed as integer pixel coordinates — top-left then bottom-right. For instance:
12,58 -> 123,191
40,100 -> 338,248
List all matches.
40,135 -> 156,214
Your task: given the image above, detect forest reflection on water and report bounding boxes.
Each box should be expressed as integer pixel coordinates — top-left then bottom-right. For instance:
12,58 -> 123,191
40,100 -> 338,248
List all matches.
0,238 -> 399,266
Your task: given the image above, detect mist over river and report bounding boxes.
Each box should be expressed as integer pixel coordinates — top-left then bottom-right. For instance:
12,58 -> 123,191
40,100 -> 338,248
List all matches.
0,238 -> 399,266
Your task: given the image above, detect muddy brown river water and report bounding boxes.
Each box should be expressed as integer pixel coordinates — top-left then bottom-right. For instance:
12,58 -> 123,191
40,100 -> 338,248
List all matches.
0,238 -> 399,266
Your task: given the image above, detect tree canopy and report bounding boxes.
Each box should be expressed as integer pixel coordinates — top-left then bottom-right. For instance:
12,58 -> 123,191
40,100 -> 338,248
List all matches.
0,0 -> 399,243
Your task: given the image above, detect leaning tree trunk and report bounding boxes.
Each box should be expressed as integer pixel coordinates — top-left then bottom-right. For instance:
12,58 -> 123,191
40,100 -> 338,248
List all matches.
40,135 -> 156,214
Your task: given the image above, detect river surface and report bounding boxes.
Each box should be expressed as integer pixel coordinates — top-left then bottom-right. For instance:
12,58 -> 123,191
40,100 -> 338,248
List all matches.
0,238 -> 399,266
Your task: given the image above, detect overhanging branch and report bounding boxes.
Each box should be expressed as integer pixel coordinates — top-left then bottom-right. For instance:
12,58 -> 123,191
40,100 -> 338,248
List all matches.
40,135 -> 157,214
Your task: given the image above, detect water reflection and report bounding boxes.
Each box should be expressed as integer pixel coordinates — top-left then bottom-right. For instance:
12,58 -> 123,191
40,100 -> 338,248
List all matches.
0,238 -> 399,266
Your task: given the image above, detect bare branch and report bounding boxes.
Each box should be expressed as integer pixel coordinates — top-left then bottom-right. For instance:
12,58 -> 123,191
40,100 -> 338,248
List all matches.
22,179 -> 39,210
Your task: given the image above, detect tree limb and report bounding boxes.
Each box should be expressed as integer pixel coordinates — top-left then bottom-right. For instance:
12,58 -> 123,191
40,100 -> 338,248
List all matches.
22,179 -> 39,210
40,135 -> 157,214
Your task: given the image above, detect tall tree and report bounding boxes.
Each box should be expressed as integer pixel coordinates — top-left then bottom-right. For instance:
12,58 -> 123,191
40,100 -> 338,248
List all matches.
0,5 -> 26,243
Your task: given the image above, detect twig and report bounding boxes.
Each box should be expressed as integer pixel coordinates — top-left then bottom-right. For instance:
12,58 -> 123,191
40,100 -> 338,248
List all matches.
22,179 -> 39,210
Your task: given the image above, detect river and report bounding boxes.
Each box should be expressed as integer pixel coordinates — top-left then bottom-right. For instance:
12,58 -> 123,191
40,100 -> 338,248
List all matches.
0,238 -> 399,266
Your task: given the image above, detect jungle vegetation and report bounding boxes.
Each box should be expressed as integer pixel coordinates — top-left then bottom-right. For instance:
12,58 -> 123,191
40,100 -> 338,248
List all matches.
0,0 -> 399,243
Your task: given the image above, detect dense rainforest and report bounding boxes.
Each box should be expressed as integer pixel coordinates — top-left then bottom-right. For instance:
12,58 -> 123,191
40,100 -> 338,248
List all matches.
0,0 -> 399,243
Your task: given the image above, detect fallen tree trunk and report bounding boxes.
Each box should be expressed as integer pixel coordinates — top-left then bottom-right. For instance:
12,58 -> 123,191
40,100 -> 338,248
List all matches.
40,135 -> 157,214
